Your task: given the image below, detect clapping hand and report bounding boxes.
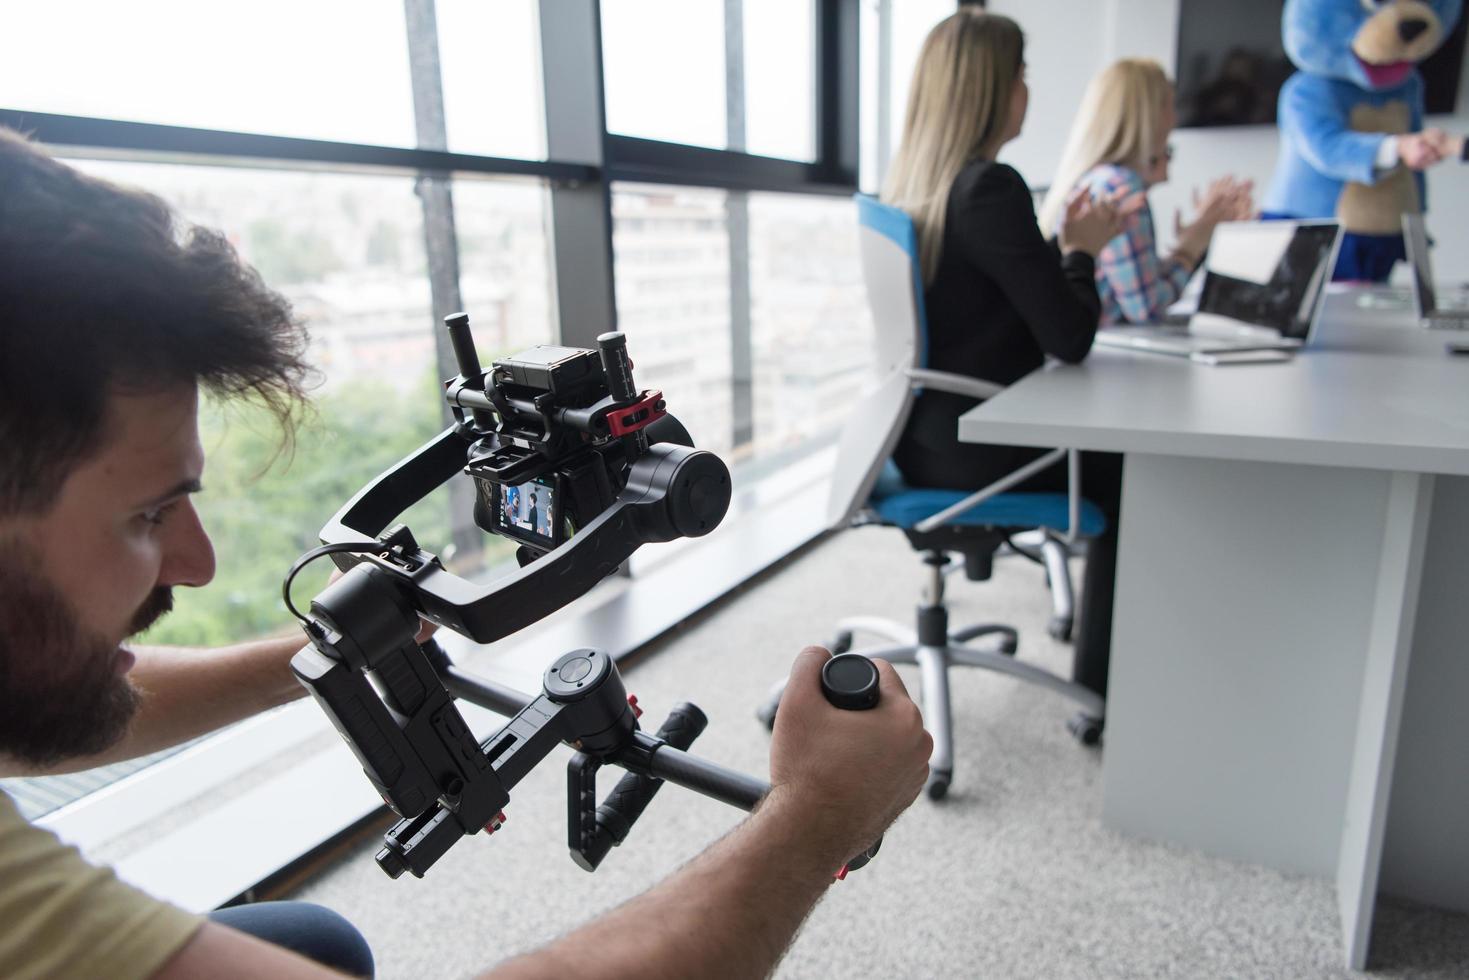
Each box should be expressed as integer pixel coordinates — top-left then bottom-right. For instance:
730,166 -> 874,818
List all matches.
1058,186 -> 1146,257
1173,176 -> 1255,264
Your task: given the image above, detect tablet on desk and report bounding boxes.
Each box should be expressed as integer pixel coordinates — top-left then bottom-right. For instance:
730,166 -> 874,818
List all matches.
1190,349 -> 1295,366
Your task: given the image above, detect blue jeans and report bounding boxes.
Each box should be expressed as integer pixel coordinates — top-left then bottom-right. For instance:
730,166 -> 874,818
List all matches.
208,901 -> 374,977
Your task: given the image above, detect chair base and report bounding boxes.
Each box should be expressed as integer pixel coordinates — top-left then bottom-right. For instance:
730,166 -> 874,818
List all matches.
956,532 -> 1080,643
756,609 -> 1105,798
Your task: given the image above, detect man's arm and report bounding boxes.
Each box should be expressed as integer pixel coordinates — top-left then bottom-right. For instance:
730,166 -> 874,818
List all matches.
1,634 -> 305,777
150,648 -> 930,980
493,789 -> 869,980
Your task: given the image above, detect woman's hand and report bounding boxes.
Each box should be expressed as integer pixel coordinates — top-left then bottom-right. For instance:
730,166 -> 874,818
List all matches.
1058,187 -> 1145,258
1173,176 -> 1254,266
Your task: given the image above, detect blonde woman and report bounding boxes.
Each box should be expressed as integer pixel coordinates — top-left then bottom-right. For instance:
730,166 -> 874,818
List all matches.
1040,59 -> 1255,325
882,8 -> 1133,699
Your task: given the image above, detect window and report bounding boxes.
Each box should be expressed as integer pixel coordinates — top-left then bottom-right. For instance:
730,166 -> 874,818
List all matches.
436,0 -> 547,159
611,184 -> 734,457
742,0 -> 817,161
747,192 -> 875,468
602,1 -> 728,150
6,1 -> 417,146
602,0 -> 818,162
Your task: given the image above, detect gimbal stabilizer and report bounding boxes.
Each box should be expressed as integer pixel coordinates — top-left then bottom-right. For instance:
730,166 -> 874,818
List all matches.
286,316 -> 882,880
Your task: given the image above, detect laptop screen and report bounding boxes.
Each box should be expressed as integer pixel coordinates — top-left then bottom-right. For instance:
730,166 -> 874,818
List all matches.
1197,222 -> 1341,339
1402,214 -> 1438,315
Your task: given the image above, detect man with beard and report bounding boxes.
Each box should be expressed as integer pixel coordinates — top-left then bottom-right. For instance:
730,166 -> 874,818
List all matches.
0,127 -> 933,979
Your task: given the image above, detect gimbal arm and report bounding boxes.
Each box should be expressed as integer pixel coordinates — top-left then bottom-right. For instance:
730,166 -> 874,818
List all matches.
314,425 -> 728,646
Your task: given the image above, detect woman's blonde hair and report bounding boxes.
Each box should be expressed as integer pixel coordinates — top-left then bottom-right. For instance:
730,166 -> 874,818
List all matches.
1037,58 -> 1172,236
880,9 -> 1024,283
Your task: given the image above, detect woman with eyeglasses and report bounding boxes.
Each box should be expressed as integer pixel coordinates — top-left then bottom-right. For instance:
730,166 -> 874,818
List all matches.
1039,59 -> 1255,325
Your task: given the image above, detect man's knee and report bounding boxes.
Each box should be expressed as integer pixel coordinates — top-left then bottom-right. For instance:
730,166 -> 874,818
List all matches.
208,900 -> 374,978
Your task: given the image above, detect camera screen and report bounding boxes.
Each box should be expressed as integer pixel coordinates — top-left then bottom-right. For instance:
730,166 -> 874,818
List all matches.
496,477 -> 557,547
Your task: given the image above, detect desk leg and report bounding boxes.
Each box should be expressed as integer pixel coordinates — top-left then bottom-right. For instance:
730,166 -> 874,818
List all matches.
1336,472 -> 1434,971
1104,455 -> 1393,875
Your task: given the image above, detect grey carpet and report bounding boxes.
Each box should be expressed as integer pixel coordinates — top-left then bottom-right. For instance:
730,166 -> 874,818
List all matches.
288,529 -> 1469,979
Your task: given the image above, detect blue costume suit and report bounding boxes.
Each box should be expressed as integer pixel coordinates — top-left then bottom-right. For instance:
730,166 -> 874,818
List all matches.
1261,0 -> 1462,281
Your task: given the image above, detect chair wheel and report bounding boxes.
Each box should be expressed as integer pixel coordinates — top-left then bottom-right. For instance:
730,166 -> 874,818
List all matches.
1066,713 -> 1103,747
925,771 -> 951,800
1047,616 -> 1073,642
830,631 -> 853,655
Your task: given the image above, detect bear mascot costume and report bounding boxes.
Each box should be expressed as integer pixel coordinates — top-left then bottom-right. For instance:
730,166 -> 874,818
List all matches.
1262,0 -> 1464,281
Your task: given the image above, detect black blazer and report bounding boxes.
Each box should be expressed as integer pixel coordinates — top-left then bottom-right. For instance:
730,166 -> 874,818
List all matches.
898,160 -> 1101,466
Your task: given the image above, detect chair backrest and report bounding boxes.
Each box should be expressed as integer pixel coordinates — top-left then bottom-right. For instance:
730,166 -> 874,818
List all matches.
825,196 -> 926,528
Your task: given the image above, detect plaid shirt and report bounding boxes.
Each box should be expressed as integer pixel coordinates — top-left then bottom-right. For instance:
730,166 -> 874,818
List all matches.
1079,164 -> 1193,325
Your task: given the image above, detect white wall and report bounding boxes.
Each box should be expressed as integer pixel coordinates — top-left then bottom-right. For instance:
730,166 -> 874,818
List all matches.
989,0 -> 1469,280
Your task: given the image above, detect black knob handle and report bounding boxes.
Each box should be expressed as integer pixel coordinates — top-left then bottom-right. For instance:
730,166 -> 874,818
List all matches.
597,330 -> 639,404
821,653 -> 880,711
819,653 -> 883,875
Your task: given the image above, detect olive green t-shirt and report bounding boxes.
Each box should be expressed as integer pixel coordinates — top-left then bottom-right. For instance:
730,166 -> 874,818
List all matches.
0,790 -> 202,979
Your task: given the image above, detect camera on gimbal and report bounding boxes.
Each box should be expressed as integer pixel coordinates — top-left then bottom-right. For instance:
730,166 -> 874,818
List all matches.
453,337 -> 681,559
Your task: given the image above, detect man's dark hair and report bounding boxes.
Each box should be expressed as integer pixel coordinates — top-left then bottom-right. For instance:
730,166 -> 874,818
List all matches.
0,127 -> 311,515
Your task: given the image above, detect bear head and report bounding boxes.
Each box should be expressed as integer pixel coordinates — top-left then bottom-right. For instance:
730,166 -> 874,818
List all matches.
1284,0 -> 1462,90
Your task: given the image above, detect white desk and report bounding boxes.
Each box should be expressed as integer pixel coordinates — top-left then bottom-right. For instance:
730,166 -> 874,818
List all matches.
957,300 -> 1469,970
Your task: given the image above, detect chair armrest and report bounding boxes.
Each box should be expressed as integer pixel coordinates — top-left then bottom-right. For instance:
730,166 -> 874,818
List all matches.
914,447 -> 1068,532
906,368 -> 1005,401
904,369 -> 1086,540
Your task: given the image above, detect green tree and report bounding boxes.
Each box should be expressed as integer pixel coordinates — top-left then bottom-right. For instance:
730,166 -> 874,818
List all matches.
364,219 -> 402,267
246,218 -> 344,286
141,370 -> 511,648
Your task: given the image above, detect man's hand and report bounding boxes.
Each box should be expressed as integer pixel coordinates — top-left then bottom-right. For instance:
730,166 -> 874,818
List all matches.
1400,130 -> 1450,170
1421,129 -> 1466,163
766,646 -> 931,872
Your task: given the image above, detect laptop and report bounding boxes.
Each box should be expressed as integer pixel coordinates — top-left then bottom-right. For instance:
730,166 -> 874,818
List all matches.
1401,213 -> 1469,328
1096,219 -> 1343,359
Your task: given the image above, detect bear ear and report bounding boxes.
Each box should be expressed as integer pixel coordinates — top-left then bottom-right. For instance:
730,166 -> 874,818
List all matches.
1281,0 -> 1360,81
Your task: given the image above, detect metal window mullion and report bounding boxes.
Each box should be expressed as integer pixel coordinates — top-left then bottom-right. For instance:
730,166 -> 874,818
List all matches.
876,0 -> 893,187
539,0 -> 618,348
0,108 -> 594,183
817,0 -> 860,186
725,0 -> 755,450
404,0 -> 480,561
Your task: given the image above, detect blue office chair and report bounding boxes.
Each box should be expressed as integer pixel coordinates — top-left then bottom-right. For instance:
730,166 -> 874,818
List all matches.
756,196 -> 1107,799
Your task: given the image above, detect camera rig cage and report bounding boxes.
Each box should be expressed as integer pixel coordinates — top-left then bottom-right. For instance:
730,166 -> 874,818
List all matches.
284,314 -> 777,881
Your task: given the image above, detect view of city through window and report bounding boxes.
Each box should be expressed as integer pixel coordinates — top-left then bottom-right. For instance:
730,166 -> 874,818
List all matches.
613,186 -> 876,471
26,2 -> 880,654
748,193 -> 876,469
